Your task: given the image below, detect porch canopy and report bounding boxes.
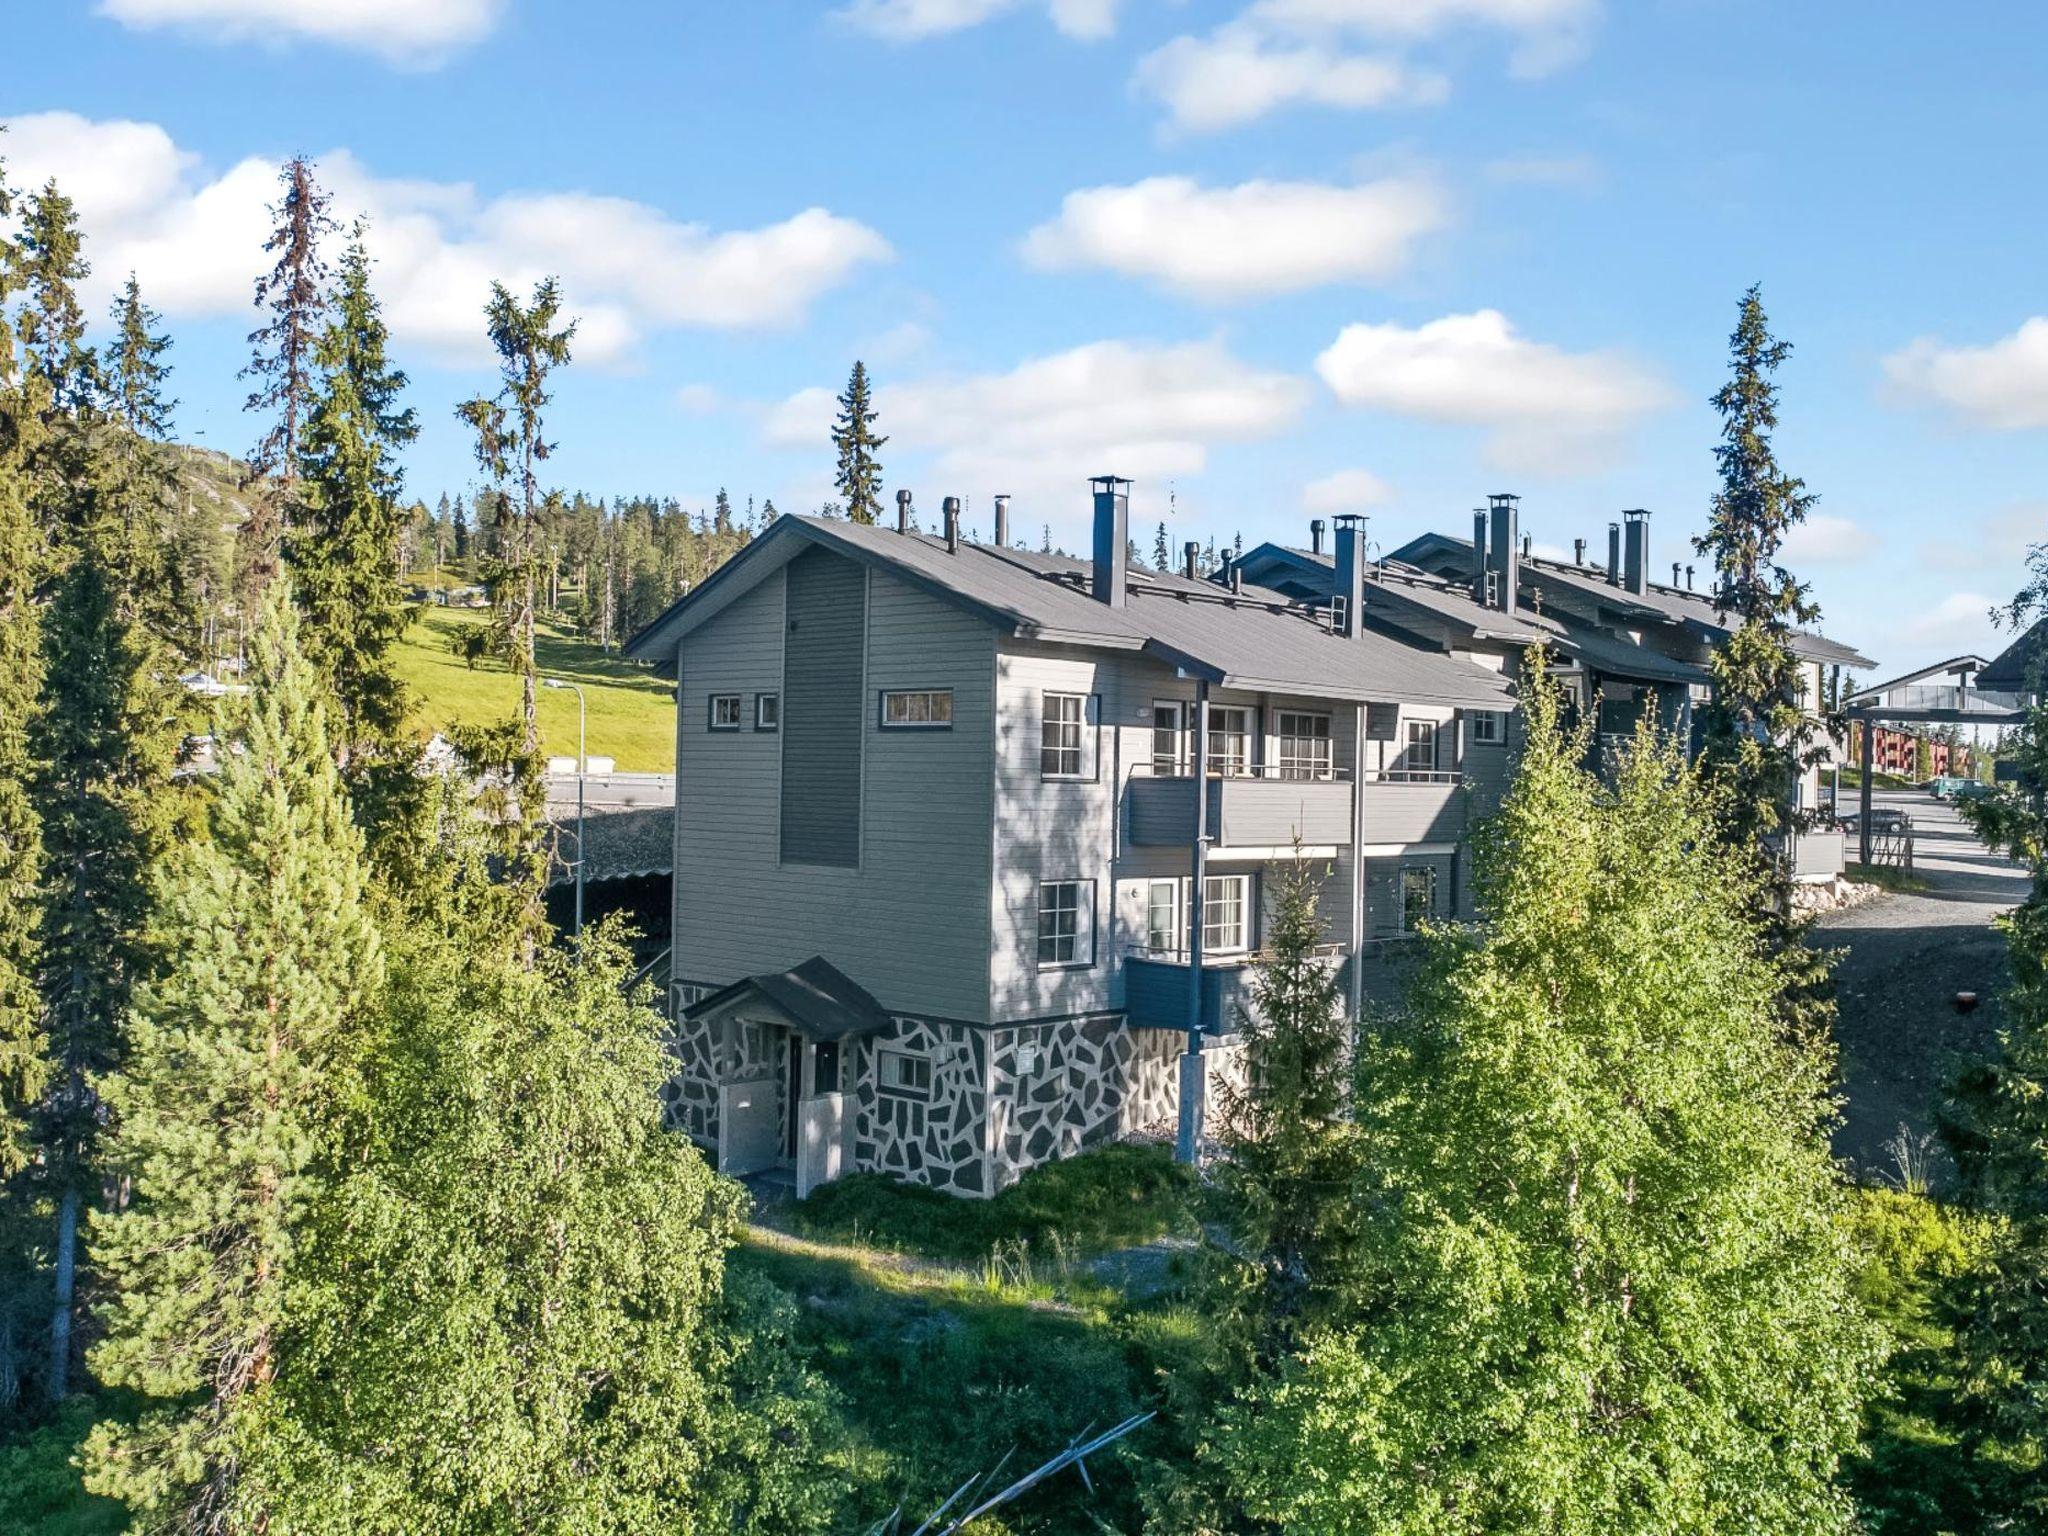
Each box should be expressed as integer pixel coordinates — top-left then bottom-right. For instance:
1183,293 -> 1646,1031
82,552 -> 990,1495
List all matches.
683,954 -> 893,1041
1842,698 -> 2030,865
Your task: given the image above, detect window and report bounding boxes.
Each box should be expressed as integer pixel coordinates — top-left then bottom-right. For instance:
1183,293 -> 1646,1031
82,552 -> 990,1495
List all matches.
1277,711 -> 1333,780
1400,865 -> 1438,931
1040,692 -> 1091,778
1364,702 -> 1399,741
1146,880 -> 1181,954
1036,879 -> 1095,968
1207,705 -> 1252,777
1150,701 -> 1186,775
880,689 -> 952,729
1202,873 -> 1251,953
709,693 -> 743,731
1469,709 -> 1502,744
814,1040 -> 839,1094
877,1049 -> 931,1098
755,693 -> 780,731
1404,720 -> 1439,775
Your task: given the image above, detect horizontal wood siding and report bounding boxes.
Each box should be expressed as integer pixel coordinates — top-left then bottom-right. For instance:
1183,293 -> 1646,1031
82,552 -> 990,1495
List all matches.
675,556 -> 996,1023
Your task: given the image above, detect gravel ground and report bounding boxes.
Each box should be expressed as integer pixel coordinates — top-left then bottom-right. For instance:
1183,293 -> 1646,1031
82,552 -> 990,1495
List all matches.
1812,790 -> 2029,1177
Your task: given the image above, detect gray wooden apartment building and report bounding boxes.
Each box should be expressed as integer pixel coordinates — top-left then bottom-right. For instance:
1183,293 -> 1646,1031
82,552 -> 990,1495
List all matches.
624,480 -> 1523,1197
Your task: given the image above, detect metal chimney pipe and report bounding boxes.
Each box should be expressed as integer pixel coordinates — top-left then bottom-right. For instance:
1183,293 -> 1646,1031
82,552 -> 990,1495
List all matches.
1333,513 -> 1365,637
1089,475 -> 1131,607
1573,537 -> 1586,565
1522,532 -> 1532,559
993,493 -> 1010,548
1685,563 -> 1695,590
1310,518 -> 1326,556
896,488 -> 912,535
1471,507 -> 1489,603
943,495 -> 962,552
1487,494 -> 1519,616
1672,561 -> 1682,587
1183,540 -> 1200,581
1606,521 -> 1622,585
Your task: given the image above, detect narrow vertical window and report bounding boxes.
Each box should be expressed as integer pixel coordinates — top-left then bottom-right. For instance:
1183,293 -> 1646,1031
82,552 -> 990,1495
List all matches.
1145,879 -> 1180,954
1036,880 -> 1095,968
1151,701 -> 1185,775
1207,705 -> 1251,777
1400,865 -> 1438,930
1040,692 -> 1089,778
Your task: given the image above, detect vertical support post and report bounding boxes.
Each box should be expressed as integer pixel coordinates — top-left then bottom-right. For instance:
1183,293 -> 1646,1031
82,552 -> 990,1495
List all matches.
1177,681 -> 1211,1165
1858,712 -> 1874,868
1347,705 -> 1367,1024
575,689 -> 587,944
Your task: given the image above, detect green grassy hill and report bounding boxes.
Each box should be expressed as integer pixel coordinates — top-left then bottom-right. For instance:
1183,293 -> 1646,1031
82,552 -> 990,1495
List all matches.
394,606 -> 674,772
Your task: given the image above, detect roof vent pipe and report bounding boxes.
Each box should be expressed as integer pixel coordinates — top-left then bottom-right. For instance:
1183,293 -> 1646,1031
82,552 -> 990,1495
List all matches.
1606,521 -> 1622,585
1623,508 -> 1650,595
1229,562 -> 1244,595
1089,475 -> 1131,608
896,488 -> 912,535
1310,518 -> 1326,556
993,493 -> 1010,548
943,495 -> 962,553
1685,564 -> 1695,590
1672,561 -> 1681,587
1333,513 -> 1366,638
1573,537 -> 1586,565
1522,532 -> 1532,559
1471,507 -> 1489,603
1183,540 -> 1200,581
1487,494 -> 1520,616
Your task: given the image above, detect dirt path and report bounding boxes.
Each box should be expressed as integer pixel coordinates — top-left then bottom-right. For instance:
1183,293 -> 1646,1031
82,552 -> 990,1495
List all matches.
1812,790 -> 2029,1176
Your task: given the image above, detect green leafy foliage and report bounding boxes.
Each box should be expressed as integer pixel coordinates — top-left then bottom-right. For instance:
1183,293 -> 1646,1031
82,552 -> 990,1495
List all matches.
1199,656 -> 1883,1535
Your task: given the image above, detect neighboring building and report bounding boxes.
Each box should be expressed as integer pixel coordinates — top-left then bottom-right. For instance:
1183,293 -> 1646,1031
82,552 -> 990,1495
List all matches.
1387,504 -> 1873,878
624,484 -> 1516,1197
1843,656 -> 2009,778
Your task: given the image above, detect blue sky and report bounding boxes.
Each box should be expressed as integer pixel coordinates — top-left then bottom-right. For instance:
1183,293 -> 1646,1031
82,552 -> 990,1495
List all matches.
9,0 -> 2048,679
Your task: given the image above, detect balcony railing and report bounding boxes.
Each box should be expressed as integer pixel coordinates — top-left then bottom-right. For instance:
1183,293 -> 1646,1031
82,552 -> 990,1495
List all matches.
1360,767 -> 1462,785
1130,761 -> 1353,782
1126,771 -> 1354,848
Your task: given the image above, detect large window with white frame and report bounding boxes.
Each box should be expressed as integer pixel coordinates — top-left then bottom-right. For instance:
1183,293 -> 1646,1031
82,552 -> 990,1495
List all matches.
1036,879 -> 1096,969
1040,691 -> 1093,779
1150,701 -> 1186,776
1276,710 -> 1333,779
1403,719 -> 1440,776
1207,705 -> 1252,777
1141,874 -> 1253,955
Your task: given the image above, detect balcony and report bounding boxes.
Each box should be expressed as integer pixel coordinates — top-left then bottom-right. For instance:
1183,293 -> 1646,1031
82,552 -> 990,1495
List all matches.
1126,766 -> 1354,849
1358,770 -> 1466,845
1122,945 -> 1344,1034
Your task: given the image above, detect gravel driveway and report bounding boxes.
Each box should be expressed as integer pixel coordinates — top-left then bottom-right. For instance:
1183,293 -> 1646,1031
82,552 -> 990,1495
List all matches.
1812,790 -> 2029,1176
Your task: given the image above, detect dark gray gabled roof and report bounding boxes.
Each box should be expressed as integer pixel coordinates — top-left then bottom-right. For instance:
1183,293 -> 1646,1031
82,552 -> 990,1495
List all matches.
1979,620 -> 2047,691
1387,532 -> 1876,670
683,955 -> 893,1042
626,515 -> 1513,709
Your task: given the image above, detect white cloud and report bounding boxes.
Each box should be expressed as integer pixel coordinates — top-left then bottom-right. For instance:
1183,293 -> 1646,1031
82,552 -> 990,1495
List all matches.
1022,175 -> 1446,301
1250,0 -> 1598,75
765,339 -> 1310,520
1918,501 -> 2048,574
1135,23 -> 1445,135
674,384 -> 723,415
0,112 -> 892,369
1899,591 -> 2002,653
1883,319 -> 2048,431
1781,513 -> 1877,567
1314,309 -> 1672,475
833,0 -> 1118,41
98,0 -> 503,65
1302,468 -> 1392,514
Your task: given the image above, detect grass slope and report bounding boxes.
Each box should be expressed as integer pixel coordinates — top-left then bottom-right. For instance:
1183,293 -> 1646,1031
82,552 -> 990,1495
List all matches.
392,606 -> 675,773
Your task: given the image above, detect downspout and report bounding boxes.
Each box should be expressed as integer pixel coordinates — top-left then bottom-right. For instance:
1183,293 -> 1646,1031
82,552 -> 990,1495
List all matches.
1176,681 -> 1211,1165
1347,702 -> 1367,1023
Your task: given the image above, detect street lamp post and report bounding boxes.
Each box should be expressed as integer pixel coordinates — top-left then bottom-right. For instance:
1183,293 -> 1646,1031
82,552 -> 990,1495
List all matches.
543,677 -> 587,943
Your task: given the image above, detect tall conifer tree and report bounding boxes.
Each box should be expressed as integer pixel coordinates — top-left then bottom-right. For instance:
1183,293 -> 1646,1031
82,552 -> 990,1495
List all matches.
291,226 -> 419,774
85,585 -> 381,1529
831,359 -> 886,524
16,181 -> 93,422
240,156 -> 336,591
457,277 -> 574,753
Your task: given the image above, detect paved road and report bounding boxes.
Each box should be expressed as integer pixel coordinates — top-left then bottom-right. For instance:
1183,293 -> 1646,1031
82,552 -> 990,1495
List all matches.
1813,790 -> 2029,1175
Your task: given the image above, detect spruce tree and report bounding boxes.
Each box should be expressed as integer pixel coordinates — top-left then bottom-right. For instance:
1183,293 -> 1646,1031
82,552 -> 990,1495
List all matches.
241,156 -> 337,590
0,160 -> 52,1409
831,359 -> 886,524
1154,521 -> 1170,572
457,277 -> 574,753
291,227 -> 419,777
85,585 -> 382,1529
1201,656 -> 1882,1535
16,181 -> 93,421
1693,285 -> 1822,854
107,275 -> 176,441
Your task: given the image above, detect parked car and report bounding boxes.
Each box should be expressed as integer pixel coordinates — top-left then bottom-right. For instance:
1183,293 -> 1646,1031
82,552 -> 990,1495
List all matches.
1928,775 -> 1976,799
1840,806 -> 1910,837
